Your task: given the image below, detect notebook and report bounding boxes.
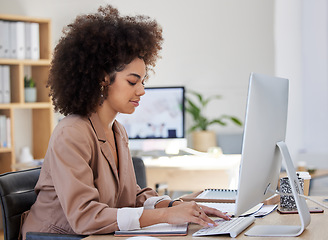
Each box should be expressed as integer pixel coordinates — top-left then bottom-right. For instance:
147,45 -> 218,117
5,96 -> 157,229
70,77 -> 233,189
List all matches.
114,223 -> 188,237
181,189 -> 237,203
197,189 -> 237,199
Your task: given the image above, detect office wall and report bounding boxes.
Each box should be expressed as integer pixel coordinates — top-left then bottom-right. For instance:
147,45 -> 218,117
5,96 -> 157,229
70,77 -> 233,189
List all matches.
0,0 -> 274,158
275,0 -> 328,168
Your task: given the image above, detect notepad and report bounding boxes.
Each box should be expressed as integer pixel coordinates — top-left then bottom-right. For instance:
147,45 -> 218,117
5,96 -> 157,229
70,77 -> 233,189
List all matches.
197,189 -> 237,200
114,223 -> 188,237
180,189 -> 237,203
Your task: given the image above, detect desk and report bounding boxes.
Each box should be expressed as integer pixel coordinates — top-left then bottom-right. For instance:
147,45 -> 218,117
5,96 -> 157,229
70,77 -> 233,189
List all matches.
143,154 -> 241,192
83,196 -> 327,240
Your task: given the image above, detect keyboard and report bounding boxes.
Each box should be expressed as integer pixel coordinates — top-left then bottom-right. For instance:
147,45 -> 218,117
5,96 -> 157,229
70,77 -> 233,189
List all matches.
192,216 -> 256,238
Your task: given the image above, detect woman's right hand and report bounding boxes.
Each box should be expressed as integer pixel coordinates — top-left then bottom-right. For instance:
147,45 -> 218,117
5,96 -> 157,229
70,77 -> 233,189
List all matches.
162,201 -> 229,228
140,201 -> 230,228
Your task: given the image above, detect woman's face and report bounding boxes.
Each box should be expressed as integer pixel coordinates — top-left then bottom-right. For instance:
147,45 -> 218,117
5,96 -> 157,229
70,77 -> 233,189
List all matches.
105,58 -> 146,115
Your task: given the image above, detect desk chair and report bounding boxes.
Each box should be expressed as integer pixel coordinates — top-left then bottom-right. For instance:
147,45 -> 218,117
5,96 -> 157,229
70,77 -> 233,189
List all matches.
0,168 -> 84,240
132,157 -> 147,189
132,157 -> 169,195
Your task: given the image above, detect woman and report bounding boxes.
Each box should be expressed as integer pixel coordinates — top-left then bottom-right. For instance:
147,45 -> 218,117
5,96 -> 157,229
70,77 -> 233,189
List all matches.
21,5 -> 230,239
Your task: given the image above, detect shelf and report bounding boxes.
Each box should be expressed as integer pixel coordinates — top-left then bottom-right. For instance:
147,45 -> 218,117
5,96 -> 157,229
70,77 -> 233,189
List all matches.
0,103 -> 52,109
0,14 -> 50,23
0,14 -> 53,174
0,59 -> 51,65
0,147 -> 13,153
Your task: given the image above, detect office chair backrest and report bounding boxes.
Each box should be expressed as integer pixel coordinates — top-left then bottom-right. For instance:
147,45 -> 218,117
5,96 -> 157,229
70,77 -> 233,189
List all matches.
132,157 -> 147,189
0,168 -> 41,240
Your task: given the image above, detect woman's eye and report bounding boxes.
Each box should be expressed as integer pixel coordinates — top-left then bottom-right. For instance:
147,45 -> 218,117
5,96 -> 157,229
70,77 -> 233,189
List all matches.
128,81 -> 137,86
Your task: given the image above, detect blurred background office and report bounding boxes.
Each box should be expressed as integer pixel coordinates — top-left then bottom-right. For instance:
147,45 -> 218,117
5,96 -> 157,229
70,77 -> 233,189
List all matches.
0,0 -> 327,192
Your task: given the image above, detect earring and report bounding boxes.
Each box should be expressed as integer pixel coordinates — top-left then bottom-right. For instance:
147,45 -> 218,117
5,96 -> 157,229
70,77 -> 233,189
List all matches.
100,85 -> 104,98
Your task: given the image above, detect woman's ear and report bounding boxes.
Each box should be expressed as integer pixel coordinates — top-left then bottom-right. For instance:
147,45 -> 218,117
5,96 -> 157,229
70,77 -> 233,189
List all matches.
102,74 -> 110,86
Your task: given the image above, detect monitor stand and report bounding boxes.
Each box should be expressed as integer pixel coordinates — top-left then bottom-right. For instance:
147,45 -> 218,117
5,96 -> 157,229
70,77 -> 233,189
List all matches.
245,141 -> 311,237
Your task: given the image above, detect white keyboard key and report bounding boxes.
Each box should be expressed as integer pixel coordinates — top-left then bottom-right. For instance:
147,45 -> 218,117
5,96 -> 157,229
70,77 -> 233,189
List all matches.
193,216 -> 256,238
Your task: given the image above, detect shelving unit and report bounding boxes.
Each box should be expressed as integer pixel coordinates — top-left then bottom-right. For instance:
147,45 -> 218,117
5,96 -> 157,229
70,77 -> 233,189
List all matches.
0,14 -> 54,173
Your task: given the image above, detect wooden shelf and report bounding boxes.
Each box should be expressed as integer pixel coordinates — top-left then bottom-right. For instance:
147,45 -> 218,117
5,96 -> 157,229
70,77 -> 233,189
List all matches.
0,102 -> 53,109
0,14 -> 50,23
0,14 -> 53,173
0,59 -> 51,65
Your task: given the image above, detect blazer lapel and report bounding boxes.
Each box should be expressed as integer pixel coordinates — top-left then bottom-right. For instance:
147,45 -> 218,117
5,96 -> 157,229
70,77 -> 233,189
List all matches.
112,120 -> 130,198
89,113 -> 119,182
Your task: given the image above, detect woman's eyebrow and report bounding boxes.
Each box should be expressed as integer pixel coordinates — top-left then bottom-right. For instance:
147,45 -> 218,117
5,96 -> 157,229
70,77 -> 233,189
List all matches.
128,73 -> 141,79
128,73 -> 147,80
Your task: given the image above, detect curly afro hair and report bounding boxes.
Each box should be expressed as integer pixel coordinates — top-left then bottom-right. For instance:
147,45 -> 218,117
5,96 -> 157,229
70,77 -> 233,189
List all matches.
47,5 -> 163,117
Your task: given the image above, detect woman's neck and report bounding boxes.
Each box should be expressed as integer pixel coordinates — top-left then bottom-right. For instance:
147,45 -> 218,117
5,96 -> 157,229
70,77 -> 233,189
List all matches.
96,104 -> 117,131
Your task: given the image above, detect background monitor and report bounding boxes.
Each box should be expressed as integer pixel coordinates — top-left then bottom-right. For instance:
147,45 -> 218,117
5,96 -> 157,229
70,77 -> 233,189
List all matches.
235,73 -> 310,236
116,86 -> 187,153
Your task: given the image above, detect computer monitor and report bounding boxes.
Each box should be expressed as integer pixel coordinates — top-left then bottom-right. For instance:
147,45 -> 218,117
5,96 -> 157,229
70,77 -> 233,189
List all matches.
116,86 -> 187,153
234,73 -> 310,236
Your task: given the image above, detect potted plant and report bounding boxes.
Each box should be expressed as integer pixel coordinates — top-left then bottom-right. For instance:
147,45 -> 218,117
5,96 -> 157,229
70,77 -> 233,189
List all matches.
185,90 -> 242,152
24,76 -> 37,102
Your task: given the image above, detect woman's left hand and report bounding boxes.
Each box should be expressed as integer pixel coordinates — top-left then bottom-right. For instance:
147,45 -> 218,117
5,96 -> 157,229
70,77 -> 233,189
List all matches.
198,204 -> 231,220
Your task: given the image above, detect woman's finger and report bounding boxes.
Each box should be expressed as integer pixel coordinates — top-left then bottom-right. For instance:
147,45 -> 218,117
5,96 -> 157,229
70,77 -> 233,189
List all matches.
200,205 -> 231,220
191,215 -> 214,228
199,210 -> 217,226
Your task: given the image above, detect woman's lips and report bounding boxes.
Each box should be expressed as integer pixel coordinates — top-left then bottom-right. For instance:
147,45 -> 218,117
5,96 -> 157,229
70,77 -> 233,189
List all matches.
130,100 -> 140,107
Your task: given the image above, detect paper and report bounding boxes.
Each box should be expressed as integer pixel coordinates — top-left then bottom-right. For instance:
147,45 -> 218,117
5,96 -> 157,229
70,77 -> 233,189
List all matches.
200,202 -> 263,217
251,205 -> 277,218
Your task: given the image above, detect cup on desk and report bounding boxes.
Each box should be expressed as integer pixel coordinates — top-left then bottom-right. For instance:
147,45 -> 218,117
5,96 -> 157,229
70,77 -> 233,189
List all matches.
297,172 -> 311,196
280,177 -> 304,210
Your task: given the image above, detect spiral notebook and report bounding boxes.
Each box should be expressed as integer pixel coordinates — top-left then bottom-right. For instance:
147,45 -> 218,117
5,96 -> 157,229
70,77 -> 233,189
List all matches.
181,189 -> 237,203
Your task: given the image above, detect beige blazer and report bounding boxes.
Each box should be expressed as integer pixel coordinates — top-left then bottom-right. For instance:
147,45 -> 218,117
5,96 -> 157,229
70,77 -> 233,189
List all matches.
21,113 -> 157,238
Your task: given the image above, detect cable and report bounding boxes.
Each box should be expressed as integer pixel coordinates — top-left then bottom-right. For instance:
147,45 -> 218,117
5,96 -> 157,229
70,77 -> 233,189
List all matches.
298,194 -> 328,210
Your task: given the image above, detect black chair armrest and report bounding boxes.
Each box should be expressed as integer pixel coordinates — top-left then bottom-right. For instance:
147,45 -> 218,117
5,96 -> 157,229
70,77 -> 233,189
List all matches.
26,232 -> 87,240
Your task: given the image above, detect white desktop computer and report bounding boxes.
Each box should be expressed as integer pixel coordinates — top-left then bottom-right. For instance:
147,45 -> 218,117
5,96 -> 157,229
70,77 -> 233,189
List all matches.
234,73 -> 310,236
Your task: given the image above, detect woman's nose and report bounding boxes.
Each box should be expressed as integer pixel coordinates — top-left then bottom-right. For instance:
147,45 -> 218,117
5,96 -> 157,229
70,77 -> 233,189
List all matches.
136,83 -> 145,96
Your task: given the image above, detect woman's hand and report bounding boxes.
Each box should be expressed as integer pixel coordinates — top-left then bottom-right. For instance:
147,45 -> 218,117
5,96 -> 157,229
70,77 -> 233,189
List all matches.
198,203 -> 231,220
162,201 -> 230,228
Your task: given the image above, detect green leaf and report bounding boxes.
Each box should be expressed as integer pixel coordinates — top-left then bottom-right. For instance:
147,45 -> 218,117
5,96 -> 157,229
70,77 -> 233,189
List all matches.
221,115 -> 243,126
209,119 -> 227,126
24,75 -> 36,88
230,116 -> 243,126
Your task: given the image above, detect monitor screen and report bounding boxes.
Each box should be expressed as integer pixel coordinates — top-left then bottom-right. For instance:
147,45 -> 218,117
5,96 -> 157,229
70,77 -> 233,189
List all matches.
116,86 -> 185,140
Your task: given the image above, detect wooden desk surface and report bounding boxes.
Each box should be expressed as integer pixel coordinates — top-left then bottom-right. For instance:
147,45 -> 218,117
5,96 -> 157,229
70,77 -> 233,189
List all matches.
84,196 -> 327,240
